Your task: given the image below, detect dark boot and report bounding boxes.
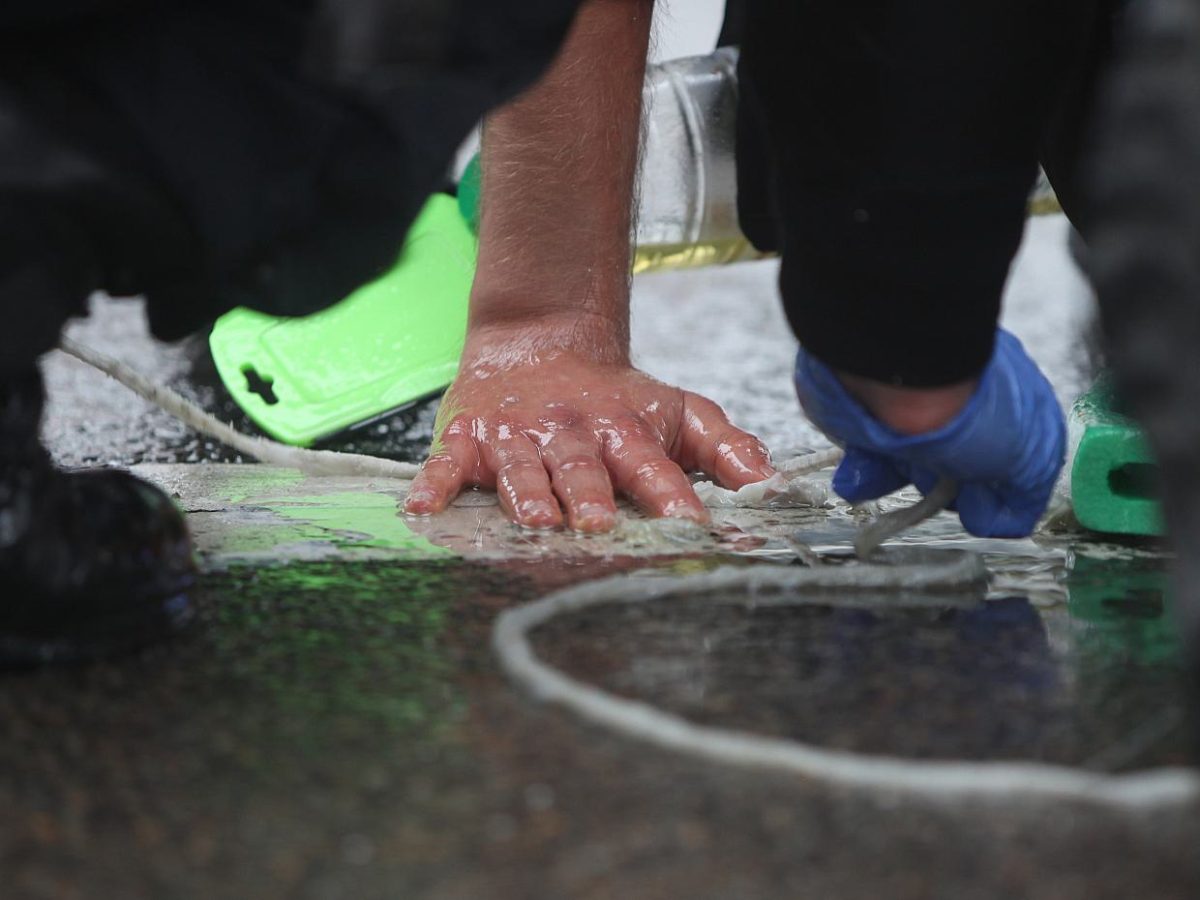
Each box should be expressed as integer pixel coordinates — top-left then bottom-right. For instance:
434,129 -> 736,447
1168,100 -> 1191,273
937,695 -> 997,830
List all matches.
0,369 -> 195,665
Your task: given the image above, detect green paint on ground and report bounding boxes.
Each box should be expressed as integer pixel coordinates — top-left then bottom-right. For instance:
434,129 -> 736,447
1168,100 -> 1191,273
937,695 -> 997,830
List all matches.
257,491 -> 454,558
197,560 -> 471,765
217,466 -> 306,505
203,521 -> 341,557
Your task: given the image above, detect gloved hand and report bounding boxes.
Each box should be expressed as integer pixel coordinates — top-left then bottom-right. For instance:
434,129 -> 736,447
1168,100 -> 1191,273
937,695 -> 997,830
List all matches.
794,329 -> 1066,538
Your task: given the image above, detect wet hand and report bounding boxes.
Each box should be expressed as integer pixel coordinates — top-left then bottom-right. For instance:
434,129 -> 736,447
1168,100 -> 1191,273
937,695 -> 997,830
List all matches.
404,331 -> 775,532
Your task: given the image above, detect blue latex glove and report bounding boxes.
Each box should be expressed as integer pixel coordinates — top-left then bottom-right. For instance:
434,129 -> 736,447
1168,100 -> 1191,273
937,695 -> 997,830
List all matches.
793,329 -> 1066,538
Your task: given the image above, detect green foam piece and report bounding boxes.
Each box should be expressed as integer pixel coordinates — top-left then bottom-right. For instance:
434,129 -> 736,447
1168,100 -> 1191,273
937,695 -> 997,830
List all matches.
209,193 -> 476,446
1069,378 -> 1164,536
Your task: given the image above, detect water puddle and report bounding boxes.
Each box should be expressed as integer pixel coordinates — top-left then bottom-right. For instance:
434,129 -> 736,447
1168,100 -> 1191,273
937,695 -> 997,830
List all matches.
531,535 -> 1190,772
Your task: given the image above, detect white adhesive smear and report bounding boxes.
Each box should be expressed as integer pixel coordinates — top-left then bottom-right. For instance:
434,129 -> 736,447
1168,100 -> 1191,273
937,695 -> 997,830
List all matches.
694,471 -> 830,509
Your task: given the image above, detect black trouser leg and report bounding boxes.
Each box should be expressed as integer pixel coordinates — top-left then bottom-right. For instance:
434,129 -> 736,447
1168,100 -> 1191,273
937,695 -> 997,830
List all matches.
737,0 -> 1099,386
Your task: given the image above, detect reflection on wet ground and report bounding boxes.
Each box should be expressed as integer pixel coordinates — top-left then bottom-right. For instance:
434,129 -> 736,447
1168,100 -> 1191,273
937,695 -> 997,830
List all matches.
3,549 -> 1197,898
4,461 -> 1197,897
537,566 -> 1191,770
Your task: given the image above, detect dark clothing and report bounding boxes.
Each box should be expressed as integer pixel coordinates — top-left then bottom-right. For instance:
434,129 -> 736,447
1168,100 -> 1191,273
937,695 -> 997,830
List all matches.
0,0 -> 582,373
1,1 -> 1116,387
734,0 -> 1118,386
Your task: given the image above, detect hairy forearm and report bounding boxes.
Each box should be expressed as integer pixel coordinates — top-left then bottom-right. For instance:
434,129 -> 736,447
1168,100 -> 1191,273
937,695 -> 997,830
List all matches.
467,0 -> 653,360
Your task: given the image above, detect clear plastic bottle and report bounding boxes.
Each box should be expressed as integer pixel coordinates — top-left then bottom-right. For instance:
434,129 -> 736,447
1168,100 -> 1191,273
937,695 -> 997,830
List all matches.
633,47 -> 767,273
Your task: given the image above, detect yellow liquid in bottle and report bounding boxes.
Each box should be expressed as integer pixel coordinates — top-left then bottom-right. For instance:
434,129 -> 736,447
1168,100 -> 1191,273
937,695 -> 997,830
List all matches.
632,236 -> 773,275
630,191 -> 1059,276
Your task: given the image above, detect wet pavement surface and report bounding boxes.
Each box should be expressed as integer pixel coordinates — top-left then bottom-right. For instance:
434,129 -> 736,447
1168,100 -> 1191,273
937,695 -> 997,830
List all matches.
537,569 -> 1190,769
5,217 -> 1198,898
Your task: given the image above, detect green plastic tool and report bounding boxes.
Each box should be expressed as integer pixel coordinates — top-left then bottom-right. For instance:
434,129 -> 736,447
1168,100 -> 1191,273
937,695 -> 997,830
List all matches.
209,193 -> 476,445
457,152 -> 481,236
1068,378 -> 1163,536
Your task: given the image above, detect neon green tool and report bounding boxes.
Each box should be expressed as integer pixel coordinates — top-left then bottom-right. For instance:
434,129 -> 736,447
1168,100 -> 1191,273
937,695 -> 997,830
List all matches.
209,193 -> 476,446
1068,378 -> 1163,537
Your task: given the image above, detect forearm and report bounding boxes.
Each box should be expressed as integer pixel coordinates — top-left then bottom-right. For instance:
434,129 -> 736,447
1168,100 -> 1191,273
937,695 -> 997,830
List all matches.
467,0 -> 653,362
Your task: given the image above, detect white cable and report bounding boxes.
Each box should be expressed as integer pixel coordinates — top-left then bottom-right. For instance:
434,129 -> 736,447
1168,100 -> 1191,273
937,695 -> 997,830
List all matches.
493,564 -> 1200,810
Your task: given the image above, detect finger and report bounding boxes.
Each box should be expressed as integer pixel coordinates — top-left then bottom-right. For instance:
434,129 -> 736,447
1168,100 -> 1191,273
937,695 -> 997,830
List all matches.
678,393 -> 775,489
602,428 -> 710,523
956,482 -> 1045,538
538,433 -> 618,533
404,429 -> 478,515
831,447 -> 909,503
480,430 -> 563,529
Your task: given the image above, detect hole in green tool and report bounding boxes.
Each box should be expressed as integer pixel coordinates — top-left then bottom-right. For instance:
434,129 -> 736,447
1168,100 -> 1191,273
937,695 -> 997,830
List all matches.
242,366 -> 279,406
1108,462 -> 1159,500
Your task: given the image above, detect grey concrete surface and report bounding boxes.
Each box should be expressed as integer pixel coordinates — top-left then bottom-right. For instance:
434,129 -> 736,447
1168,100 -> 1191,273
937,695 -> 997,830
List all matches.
5,216 -> 1196,898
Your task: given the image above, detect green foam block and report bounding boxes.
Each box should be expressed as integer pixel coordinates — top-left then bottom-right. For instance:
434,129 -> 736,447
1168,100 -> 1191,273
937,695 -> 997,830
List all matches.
209,193 -> 476,446
1068,378 -> 1163,536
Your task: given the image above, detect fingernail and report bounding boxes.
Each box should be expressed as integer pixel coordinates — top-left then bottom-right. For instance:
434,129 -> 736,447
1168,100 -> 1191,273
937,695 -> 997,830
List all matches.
574,504 -> 616,532
517,501 -> 560,529
662,501 -> 710,524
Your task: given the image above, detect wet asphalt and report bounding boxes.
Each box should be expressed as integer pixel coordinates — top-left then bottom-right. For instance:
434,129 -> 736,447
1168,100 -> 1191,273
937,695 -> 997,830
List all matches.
6,217 -> 1198,898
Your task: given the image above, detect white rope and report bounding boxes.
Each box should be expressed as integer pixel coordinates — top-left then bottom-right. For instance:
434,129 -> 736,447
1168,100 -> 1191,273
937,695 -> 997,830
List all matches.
58,337 -> 963,559
58,338 -> 422,479
778,446 -> 843,476
56,337 -> 846,503
67,338 -> 1180,807
493,563 -> 1200,810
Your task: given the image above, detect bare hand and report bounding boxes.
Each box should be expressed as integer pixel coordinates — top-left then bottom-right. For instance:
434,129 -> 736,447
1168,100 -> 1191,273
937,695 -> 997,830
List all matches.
403,328 -> 775,532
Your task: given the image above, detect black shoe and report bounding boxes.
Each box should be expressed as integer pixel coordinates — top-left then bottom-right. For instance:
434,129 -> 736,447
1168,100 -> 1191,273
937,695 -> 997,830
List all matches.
0,369 -> 195,665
